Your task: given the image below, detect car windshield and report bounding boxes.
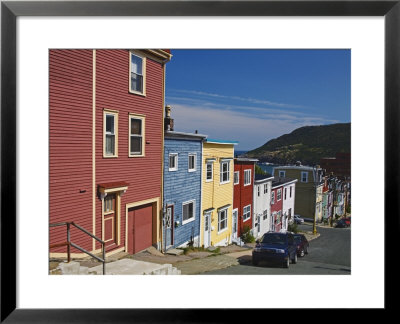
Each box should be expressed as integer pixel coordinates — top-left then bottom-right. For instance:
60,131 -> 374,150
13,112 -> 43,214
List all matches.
261,234 -> 287,245
294,236 -> 302,243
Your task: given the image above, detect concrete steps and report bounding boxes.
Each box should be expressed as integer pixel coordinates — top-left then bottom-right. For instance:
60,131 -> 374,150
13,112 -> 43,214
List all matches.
51,259 -> 181,275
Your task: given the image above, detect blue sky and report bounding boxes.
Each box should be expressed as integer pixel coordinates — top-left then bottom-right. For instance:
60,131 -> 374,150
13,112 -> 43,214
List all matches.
165,49 -> 350,151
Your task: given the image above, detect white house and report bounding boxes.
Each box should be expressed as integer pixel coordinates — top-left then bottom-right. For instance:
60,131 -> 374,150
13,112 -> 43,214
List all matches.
252,174 -> 274,238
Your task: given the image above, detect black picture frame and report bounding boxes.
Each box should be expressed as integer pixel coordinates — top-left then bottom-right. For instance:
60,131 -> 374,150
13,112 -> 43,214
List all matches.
1,0 -> 397,322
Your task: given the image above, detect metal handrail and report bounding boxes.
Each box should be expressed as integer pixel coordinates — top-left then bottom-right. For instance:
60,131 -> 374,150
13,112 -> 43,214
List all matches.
50,221 -> 106,275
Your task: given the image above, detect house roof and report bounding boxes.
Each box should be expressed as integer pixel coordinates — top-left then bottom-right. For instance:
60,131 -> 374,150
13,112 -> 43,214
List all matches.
272,177 -> 298,188
235,158 -> 259,163
165,130 -> 207,140
254,174 -> 274,183
205,138 -> 238,145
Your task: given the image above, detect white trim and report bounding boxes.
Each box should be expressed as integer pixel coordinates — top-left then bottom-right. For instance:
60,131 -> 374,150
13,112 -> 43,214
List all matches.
234,171 -> 239,185
219,160 -> 230,184
182,199 -> 196,225
206,162 -> 213,182
277,188 -> 282,201
188,153 -> 197,172
301,171 -> 309,183
217,207 -> 229,233
169,153 -> 178,171
128,114 -> 145,157
244,169 -> 251,186
129,50 -> 146,96
243,204 -> 251,222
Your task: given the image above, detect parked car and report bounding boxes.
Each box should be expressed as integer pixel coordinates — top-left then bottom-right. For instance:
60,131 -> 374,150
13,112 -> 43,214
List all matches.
293,215 -> 304,224
335,219 -> 348,228
293,234 -> 309,257
252,232 -> 298,268
343,217 -> 351,226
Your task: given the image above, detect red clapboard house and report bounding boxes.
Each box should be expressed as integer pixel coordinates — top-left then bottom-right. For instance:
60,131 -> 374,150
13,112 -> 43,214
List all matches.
49,49 -> 172,259
232,158 -> 258,242
271,180 -> 284,232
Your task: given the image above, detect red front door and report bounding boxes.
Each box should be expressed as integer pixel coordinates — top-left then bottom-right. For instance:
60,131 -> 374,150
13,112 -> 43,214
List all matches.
128,203 -> 153,254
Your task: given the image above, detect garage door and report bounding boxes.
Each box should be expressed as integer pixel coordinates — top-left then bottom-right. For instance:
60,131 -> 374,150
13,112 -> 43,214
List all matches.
127,203 -> 153,254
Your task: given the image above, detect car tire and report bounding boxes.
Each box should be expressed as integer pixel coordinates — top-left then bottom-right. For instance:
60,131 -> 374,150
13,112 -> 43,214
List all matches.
284,258 -> 290,268
292,253 -> 298,264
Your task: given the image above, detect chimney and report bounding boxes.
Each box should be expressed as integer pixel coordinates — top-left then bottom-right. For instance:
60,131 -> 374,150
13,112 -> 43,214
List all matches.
164,105 -> 174,131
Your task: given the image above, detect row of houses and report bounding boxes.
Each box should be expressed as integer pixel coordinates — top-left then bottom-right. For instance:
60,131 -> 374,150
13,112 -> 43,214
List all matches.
162,115 -> 298,251
272,162 -> 350,225
49,49 -> 300,259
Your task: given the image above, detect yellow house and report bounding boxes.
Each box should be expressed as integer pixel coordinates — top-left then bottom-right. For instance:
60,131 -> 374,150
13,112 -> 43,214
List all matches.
201,139 -> 237,247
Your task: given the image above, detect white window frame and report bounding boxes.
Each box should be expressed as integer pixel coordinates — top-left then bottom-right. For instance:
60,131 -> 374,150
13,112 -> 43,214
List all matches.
169,153 -> 178,171
218,207 -> 229,233
264,184 -> 268,194
206,162 -> 213,182
234,171 -> 239,185
244,169 -> 251,186
263,209 -> 268,220
103,109 -> 118,158
257,186 -> 260,197
182,200 -> 195,225
129,114 -> 145,157
290,186 -> 293,198
188,153 -> 197,172
243,205 -> 251,222
220,161 -> 230,184
277,188 -> 282,201
284,187 -> 287,200
279,170 -> 286,178
301,171 -> 308,183
129,51 -> 146,96
271,191 -> 275,205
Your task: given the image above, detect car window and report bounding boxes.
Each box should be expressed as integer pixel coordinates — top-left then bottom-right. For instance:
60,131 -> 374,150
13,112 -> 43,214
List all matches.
261,234 -> 287,245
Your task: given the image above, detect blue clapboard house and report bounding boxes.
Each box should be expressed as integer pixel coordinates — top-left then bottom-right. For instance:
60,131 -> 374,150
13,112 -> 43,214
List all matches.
163,130 -> 206,250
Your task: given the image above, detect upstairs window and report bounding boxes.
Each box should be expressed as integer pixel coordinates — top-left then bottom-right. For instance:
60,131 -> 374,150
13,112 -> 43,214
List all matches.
188,154 -> 196,172
290,186 -> 293,198
271,191 -> 275,205
220,161 -> 230,184
279,171 -> 286,178
301,171 -> 308,183
104,110 -> 118,157
129,115 -> 145,157
243,205 -> 251,221
130,52 -> 146,95
206,163 -> 213,181
284,188 -> 287,200
277,189 -> 282,201
234,171 -> 239,185
244,169 -> 251,186
169,153 -> 178,171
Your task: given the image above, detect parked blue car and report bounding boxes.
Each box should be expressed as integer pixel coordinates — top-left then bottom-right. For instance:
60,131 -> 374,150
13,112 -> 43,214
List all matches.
252,232 -> 298,268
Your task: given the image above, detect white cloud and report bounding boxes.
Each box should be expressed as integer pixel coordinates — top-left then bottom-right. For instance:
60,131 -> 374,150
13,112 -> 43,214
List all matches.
170,103 -> 336,150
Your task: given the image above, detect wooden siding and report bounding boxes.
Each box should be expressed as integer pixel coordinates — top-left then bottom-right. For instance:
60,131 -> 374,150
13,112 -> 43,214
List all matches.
50,49 -> 166,256
201,143 -> 234,246
95,50 -> 164,252
233,161 -> 255,236
49,50 -> 94,253
163,138 -> 202,248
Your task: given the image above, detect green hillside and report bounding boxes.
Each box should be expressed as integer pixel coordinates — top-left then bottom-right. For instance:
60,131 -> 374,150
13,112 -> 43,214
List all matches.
245,123 -> 350,165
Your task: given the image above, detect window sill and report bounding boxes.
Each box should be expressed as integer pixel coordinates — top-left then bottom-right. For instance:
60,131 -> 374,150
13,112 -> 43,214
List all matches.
169,169 -> 178,172
103,155 -> 118,159
188,169 -> 196,173
217,227 -> 228,235
219,181 -> 230,185
243,217 -> 251,223
129,154 -> 145,158
129,90 -> 146,97
206,179 -> 213,182
182,217 -> 195,226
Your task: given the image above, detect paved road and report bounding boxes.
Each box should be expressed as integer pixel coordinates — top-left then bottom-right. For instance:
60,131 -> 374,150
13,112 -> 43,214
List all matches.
203,224 -> 351,275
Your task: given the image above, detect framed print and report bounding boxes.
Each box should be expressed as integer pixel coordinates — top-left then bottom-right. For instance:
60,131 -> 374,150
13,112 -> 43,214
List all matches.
1,0 -> 397,321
